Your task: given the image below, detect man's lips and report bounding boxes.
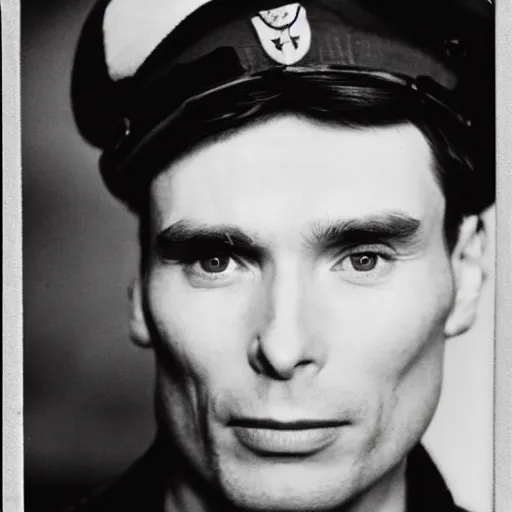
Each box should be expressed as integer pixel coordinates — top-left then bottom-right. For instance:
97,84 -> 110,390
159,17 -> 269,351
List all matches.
229,418 -> 348,455
229,418 -> 346,430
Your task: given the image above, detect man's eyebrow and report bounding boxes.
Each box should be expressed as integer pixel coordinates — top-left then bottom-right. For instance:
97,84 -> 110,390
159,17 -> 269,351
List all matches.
307,213 -> 422,249
156,220 -> 259,252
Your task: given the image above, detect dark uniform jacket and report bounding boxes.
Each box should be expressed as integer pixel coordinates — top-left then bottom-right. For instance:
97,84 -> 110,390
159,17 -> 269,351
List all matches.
67,442 -> 471,512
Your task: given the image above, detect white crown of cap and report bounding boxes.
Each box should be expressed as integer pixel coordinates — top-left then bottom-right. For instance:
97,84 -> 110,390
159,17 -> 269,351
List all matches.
103,0 -> 215,80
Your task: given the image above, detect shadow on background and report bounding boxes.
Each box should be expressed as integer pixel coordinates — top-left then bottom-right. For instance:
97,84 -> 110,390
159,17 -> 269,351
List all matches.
23,1 -> 155,509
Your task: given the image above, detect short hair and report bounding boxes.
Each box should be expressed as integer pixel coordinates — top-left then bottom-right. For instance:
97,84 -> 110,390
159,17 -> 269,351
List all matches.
137,70 -> 494,268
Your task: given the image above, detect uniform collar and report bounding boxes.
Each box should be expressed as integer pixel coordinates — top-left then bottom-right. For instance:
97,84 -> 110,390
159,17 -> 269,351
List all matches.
405,444 -> 469,512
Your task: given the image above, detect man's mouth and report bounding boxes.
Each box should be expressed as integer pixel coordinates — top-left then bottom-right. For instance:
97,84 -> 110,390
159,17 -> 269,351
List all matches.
229,418 -> 347,455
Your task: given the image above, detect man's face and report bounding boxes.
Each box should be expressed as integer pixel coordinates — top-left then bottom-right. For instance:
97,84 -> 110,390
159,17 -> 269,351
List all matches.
142,117 -> 455,510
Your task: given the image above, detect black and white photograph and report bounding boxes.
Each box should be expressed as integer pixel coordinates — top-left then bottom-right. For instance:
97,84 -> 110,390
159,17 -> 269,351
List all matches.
12,0 -> 508,511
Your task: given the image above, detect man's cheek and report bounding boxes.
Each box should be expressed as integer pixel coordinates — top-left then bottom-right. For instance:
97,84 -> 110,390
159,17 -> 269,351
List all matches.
150,273 -> 241,340
320,278 -> 450,420
356,301 -> 447,449
355,307 -> 446,393
148,279 -> 255,402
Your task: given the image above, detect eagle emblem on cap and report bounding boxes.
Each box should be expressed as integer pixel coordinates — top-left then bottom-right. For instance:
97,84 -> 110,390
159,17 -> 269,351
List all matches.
251,3 -> 311,65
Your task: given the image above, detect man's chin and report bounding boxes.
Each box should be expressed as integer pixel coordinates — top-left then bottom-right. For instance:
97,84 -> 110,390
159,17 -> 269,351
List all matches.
215,455 -> 362,511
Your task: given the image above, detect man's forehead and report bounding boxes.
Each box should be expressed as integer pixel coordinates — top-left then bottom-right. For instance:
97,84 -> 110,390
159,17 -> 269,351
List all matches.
149,117 -> 445,235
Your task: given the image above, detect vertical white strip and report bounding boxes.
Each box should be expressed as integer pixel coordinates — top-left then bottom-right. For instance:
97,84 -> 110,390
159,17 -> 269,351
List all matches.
2,0 -> 23,511
495,0 -> 512,511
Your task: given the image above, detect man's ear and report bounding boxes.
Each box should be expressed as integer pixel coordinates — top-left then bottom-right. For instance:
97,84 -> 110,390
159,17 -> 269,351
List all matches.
444,216 -> 487,338
129,277 -> 152,348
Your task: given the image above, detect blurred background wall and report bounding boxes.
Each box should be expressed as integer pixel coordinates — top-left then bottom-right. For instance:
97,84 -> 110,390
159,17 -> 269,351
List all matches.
23,1 -> 155,509
22,1 -> 495,511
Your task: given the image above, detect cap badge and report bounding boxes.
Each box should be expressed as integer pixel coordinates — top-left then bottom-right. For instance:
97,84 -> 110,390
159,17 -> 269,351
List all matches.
251,3 -> 311,65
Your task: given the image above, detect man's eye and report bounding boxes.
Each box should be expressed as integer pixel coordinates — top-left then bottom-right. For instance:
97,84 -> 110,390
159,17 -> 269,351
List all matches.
348,253 -> 378,272
186,255 -> 244,282
198,256 -> 231,273
332,249 -> 395,283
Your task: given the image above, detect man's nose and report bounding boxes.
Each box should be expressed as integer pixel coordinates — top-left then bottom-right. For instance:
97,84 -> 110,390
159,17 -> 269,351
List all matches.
248,266 -> 327,380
